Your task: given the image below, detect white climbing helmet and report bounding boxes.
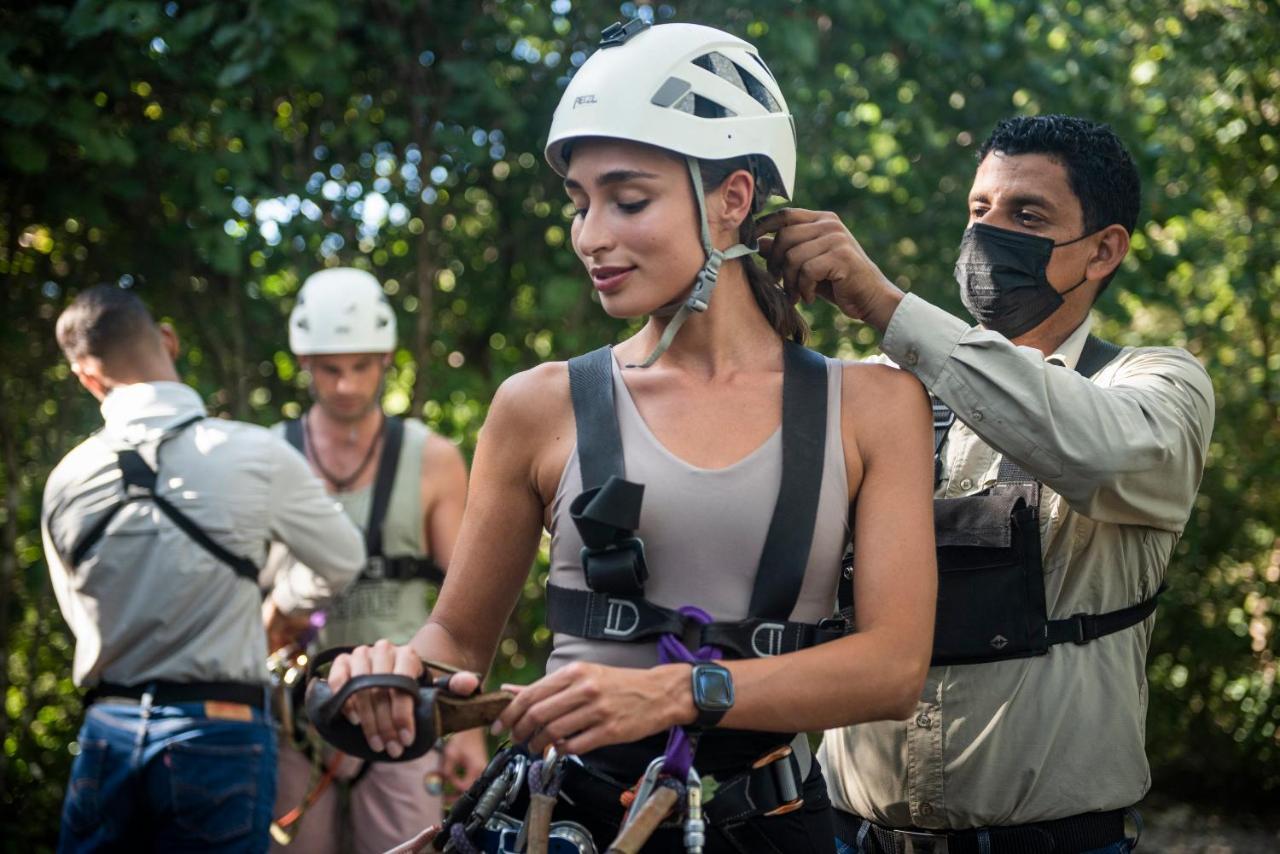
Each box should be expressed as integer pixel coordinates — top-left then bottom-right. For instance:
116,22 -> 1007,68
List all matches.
545,21 -> 795,202
288,268 -> 397,355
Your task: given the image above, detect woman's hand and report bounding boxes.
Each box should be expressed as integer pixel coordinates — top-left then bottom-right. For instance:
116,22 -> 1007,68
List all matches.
493,661 -> 694,756
326,639 -> 481,759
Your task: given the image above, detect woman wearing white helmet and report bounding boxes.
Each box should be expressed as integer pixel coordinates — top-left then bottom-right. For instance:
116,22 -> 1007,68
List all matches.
326,20 -> 936,852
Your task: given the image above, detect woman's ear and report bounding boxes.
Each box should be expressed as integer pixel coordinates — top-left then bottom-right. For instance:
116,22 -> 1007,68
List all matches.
710,169 -> 756,239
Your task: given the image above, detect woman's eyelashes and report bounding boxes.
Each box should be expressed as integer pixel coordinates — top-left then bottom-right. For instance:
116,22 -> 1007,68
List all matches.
571,198 -> 652,218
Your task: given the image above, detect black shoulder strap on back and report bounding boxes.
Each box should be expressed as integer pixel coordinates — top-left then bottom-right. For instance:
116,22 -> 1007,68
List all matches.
1076,334 -> 1123,379
567,346 -> 624,490
365,416 -> 404,559
747,342 -> 829,620
69,415 -> 258,582
284,417 -> 305,454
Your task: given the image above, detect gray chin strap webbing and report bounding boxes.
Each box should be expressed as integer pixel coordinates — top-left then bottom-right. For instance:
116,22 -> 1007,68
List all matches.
625,156 -> 759,369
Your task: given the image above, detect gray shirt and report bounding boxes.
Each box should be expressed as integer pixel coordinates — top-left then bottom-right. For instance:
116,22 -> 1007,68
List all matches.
820,295 -> 1215,828
41,381 -> 365,687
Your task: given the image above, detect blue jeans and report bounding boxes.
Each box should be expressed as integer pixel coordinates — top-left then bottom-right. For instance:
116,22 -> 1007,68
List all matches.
59,696 -> 276,853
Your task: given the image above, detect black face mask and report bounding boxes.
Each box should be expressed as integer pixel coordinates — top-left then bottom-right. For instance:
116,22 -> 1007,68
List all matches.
954,223 -> 1094,339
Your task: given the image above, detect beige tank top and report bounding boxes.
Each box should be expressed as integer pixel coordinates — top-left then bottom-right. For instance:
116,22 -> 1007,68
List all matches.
547,353 -> 851,673
272,418 -> 433,647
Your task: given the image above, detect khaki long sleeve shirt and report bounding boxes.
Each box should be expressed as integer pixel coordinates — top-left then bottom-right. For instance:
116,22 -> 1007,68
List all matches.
41,382 -> 365,687
819,294 -> 1215,828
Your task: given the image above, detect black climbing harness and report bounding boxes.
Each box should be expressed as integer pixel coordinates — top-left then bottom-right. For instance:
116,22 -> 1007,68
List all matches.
68,414 -> 259,581
843,335 -> 1165,666
545,341 -> 847,659
284,415 -> 446,585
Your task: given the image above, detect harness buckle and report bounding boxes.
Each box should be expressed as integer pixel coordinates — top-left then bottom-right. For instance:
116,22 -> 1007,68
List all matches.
364,555 -> 386,580
754,744 -> 803,817
582,537 -> 648,595
897,830 -> 951,854
1070,613 -> 1096,644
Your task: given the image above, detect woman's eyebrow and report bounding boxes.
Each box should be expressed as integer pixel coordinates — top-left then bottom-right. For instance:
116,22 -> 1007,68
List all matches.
564,170 -> 660,192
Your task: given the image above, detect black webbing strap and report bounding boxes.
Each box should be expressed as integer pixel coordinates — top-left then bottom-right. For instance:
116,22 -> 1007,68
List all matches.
1076,334 -> 1123,380
553,342 -> 835,656
69,415 -> 258,582
284,417 -> 305,453
1046,582 -> 1166,647
363,554 -> 446,584
747,342 -> 829,620
567,346 -> 624,490
544,585 -> 847,658
365,416 -> 403,559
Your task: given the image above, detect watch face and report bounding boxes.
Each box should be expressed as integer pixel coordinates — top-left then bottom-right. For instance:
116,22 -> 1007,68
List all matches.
695,666 -> 734,711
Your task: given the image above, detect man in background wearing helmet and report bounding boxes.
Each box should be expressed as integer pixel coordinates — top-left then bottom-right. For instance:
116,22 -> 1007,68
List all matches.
261,268 -> 487,854
43,286 -> 364,851
762,116 -> 1214,852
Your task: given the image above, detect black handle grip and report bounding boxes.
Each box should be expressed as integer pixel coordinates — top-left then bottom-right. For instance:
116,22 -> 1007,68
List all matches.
305,670 -> 439,762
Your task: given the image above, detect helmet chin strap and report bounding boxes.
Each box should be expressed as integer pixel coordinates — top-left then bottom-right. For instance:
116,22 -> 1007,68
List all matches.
625,156 -> 759,369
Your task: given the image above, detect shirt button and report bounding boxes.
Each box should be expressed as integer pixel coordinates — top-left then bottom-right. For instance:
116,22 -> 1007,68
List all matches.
959,478 -> 973,491
971,410 -> 984,422
904,348 -> 919,366
916,713 -> 931,728
918,802 -> 935,817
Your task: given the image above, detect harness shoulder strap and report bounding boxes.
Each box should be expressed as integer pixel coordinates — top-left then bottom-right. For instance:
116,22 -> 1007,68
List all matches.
365,416 -> 404,559
747,342 -> 829,620
70,415 -> 259,582
1076,334 -> 1123,379
1046,582 -> 1166,647
567,346 -> 624,490
283,417 -> 305,454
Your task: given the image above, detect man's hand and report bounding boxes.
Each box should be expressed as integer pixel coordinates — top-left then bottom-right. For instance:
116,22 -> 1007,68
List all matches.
327,639 -> 481,759
440,727 -> 489,791
756,208 -> 905,333
262,597 -> 316,654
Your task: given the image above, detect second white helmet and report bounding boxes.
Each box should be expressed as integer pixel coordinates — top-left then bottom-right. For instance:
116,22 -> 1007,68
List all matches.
544,22 -> 796,200
288,268 -> 396,355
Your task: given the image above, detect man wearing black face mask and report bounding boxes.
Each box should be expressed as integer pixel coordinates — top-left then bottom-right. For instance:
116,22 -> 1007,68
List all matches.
760,115 -> 1214,853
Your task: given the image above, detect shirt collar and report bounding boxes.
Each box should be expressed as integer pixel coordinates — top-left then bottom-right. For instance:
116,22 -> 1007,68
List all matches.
100,382 -> 208,445
1046,314 -> 1094,370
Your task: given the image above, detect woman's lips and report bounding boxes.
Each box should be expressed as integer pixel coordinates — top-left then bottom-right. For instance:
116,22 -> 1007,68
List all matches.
591,266 -> 635,293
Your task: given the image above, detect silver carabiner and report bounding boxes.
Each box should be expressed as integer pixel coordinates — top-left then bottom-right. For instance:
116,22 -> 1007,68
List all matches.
623,755 -> 667,829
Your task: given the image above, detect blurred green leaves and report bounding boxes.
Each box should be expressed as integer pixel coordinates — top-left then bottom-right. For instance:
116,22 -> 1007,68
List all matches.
1,0 -> 1277,845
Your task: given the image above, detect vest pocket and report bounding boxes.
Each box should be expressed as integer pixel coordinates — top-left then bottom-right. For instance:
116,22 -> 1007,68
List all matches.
932,483 -> 1048,665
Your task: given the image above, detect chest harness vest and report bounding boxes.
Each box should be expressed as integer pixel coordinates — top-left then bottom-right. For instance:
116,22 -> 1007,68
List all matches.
852,335 -> 1164,666
69,415 -> 259,582
284,416 -> 444,585
545,341 -> 846,661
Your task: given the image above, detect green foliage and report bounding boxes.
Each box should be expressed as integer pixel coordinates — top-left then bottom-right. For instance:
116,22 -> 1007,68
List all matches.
1,0 -> 1276,846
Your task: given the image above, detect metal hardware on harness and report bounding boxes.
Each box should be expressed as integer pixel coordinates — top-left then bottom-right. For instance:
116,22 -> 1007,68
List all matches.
365,555 -> 387,579
896,829 -> 950,854
683,768 -> 705,854
754,744 -> 803,817
624,756 -> 667,826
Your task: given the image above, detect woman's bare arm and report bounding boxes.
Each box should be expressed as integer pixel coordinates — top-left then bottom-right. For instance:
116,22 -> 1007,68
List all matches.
330,361 -> 574,753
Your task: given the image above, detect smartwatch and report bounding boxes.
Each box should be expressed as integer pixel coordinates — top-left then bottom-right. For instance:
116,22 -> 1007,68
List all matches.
690,662 -> 734,729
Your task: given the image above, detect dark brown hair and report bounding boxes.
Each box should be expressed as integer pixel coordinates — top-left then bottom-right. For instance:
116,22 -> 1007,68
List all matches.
698,157 -> 808,343
56,285 -> 158,363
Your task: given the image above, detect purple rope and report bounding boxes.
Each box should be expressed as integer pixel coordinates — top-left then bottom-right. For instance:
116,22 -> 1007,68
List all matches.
655,605 -> 722,779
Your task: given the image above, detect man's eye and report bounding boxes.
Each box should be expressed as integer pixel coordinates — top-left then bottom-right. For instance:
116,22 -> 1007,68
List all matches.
1016,211 -> 1042,225
618,200 -> 650,214
573,207 -> 588,218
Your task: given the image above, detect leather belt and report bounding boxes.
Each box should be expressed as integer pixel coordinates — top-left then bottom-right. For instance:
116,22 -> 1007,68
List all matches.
835,807 -> 1127,854
87,680 -> 269,711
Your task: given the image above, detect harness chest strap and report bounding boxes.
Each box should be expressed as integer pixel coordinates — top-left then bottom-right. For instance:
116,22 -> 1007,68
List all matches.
911,334 -> 1164,659
68,414 -> 259,582
284,416 -> 444,585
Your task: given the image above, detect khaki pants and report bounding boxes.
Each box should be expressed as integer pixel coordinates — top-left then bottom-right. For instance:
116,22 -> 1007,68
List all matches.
271,740 -> 442,854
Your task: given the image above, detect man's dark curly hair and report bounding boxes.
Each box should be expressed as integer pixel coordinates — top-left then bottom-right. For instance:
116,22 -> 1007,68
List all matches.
977,115 -> 1141,291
